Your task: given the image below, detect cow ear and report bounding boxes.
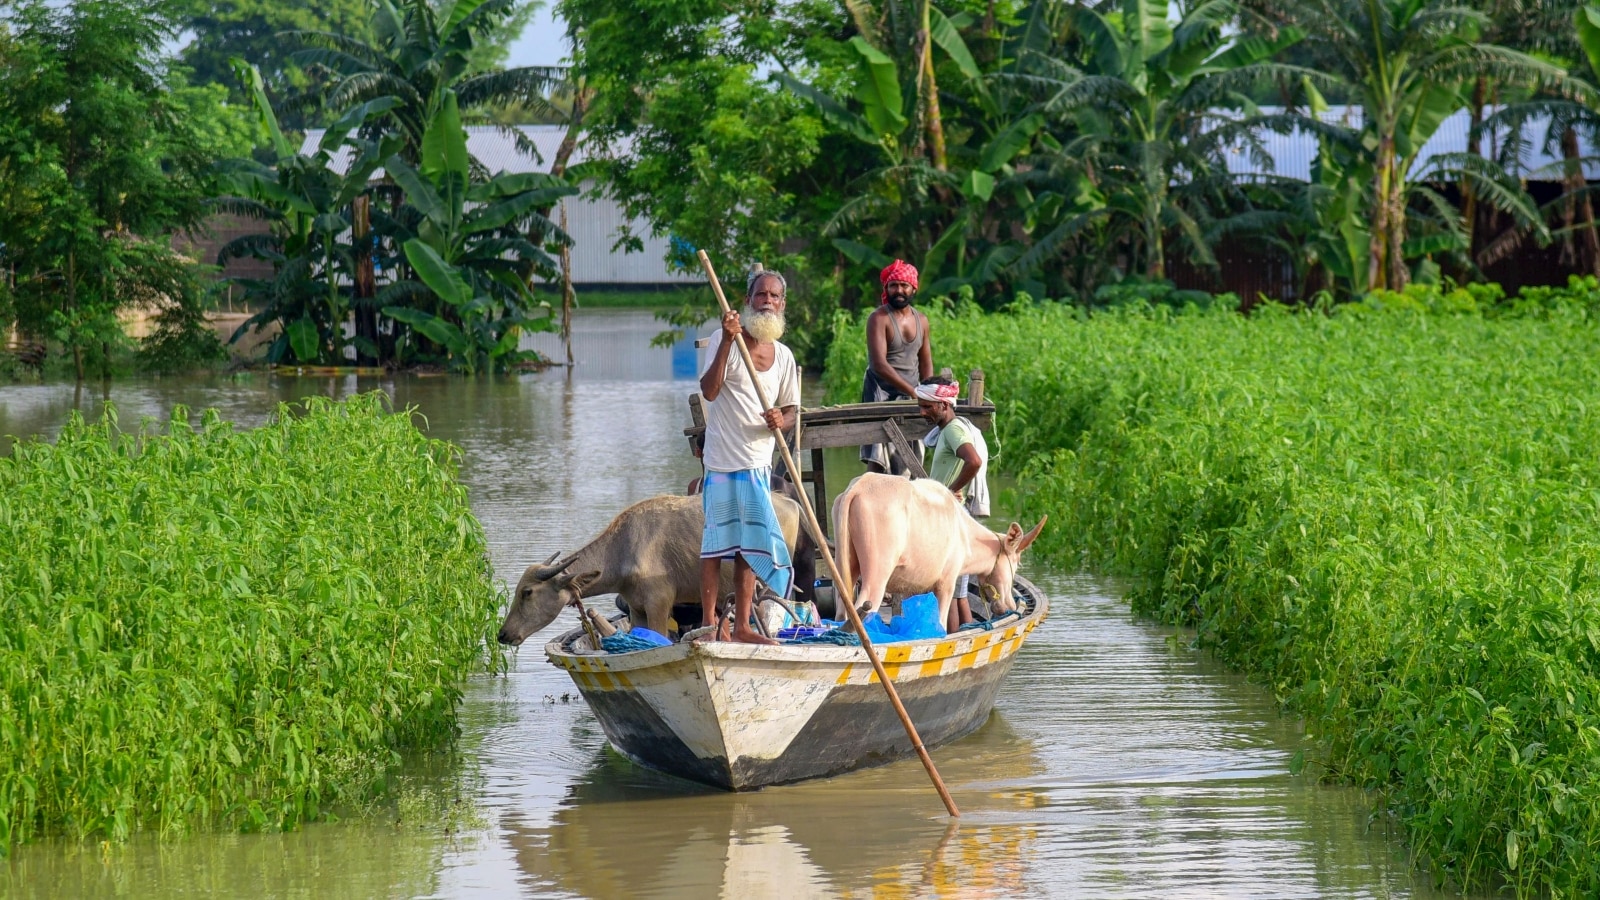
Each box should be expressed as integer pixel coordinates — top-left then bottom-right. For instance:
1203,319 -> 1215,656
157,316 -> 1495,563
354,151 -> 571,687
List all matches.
570,570 -> 601,593
1014,516 -> 1047,553
1006,522 -> 1023,543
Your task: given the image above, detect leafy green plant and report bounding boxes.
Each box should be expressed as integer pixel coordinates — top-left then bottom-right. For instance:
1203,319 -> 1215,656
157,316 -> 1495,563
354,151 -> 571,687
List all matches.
826,294 -> 1600,894
0,393 -> 504,849
0,0 -> 243,380
1345,279 -> 1506,315
1510,274 -> 1600,315
376,89 -> 575,373
217,62 -> 397,364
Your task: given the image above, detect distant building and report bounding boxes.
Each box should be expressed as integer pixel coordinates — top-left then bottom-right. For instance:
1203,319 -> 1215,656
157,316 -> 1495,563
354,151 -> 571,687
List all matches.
1217,106 -> 1599,182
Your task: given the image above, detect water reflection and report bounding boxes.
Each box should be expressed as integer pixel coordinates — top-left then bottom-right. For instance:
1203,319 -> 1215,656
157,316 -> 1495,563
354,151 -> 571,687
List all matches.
0,310 -> 1456,898
521,309 -> 704,382
0,823 -> 456,900
501,716 -> 1043,900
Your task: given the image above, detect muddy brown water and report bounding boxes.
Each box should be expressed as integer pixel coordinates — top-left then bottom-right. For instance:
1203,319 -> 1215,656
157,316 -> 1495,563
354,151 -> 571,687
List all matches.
1,311 -> 1463,898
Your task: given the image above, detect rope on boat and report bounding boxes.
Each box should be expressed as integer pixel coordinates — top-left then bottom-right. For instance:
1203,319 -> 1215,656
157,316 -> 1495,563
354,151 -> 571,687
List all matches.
600,633 -> 665,654
958,610 -> 1021,632
785,628 -> 862,646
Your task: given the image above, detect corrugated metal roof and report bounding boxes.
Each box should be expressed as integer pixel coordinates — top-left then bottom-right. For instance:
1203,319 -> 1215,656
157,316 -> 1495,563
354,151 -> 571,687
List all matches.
301,125 -> 692,285
1220,105 -> 1600,182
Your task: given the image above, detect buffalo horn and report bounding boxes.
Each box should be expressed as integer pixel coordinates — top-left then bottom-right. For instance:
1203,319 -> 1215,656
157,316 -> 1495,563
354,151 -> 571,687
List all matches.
534,552 -> 579,580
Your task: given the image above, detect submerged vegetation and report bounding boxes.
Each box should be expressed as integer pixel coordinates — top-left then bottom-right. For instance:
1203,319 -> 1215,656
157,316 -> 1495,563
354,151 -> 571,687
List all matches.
826,277 -> 1600,894
0,394 -> 504,848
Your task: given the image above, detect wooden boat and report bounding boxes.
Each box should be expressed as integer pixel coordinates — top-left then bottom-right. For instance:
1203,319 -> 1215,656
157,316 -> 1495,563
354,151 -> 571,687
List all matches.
544,577 -> 1047,790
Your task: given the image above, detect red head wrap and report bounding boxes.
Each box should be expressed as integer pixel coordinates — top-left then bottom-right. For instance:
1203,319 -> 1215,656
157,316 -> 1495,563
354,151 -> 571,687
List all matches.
879,259 -> 919,303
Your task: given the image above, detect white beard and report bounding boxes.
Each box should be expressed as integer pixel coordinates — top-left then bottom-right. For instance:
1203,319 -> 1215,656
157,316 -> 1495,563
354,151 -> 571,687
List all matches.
744,305 -> 786,343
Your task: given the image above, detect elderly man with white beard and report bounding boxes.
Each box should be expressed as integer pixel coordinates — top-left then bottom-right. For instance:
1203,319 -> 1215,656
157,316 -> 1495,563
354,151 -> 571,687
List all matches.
696,270 -> 801,644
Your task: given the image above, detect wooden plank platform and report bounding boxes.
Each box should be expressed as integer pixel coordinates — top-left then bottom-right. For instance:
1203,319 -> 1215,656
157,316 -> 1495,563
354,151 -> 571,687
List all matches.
682,401 -> 992,451
683,390 -> 994,542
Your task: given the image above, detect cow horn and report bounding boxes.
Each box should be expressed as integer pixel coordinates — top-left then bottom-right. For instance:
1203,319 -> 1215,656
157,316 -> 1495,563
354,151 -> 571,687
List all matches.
534,552 -> 579,581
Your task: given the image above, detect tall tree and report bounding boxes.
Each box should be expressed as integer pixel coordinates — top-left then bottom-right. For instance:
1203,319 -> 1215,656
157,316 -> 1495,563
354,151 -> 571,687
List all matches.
1536,4 -> 1600,273
177,0 -> 370,128
177,0 -> 537,127
1456,0 -> 1572,255
0,0 -> 242,378
1023,0 -> 1308,281
216,64 -> 399,364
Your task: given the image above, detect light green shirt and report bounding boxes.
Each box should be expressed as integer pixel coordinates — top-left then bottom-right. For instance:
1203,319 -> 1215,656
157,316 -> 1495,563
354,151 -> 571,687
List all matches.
928,416 -> 980,497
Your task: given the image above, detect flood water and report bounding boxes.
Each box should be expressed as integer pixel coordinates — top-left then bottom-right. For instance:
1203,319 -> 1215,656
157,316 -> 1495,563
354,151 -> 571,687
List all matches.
1,310 -> 1459,898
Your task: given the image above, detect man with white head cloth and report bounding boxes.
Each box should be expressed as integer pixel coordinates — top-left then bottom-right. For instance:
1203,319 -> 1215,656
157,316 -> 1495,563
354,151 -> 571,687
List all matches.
916,374 -> 990,632
696,269 -> 801,644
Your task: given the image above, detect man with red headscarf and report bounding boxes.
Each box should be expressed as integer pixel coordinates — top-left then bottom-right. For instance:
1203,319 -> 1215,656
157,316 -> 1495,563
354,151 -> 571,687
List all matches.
859,259 -> 934,474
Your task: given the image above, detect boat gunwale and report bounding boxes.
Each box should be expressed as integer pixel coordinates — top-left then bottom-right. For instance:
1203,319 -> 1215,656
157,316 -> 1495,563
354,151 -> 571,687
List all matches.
544,577 -> 1048,675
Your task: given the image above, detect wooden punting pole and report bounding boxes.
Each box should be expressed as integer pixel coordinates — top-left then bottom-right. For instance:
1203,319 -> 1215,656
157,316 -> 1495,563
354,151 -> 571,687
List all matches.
696,250 -> 960,818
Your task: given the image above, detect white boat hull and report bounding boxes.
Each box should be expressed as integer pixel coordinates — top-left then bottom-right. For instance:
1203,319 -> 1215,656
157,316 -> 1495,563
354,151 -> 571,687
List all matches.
545,578 -> 1047,789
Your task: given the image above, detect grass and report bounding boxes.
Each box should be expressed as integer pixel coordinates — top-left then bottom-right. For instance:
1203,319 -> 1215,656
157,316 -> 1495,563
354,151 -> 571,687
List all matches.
563,285 -> 705,309
0,393 -> 505,849
824,282 -> 1600,895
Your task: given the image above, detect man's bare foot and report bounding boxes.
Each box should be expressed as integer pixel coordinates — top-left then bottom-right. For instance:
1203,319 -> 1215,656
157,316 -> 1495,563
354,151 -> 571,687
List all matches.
730,625 -> 779,645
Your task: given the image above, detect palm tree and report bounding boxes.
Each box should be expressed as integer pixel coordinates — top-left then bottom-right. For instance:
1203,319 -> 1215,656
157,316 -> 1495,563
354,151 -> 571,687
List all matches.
1478,4 -> 1600,277
1456,0 -> 1575,254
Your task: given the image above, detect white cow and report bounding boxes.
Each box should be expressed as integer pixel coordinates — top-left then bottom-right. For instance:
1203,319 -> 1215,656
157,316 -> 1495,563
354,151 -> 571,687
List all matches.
831,473 -> 1046,631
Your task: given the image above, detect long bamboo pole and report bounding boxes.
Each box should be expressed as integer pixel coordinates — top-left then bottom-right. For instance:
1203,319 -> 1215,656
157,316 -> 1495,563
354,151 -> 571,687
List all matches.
697,250 -> 960,817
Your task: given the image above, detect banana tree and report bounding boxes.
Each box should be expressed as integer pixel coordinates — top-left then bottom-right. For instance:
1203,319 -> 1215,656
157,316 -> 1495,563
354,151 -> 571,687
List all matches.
1021,0 -> 1310,283
217,62 -> 398,363
1481,5 -> 1600,276
376,90 -> 576,373
1245,0 -> 1562,290
778,4 -> 1053,299
293,0 -> 564,165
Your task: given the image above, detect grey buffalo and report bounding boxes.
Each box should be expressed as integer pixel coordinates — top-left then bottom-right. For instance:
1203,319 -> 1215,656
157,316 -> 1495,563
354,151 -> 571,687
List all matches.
496,493 -> 810,645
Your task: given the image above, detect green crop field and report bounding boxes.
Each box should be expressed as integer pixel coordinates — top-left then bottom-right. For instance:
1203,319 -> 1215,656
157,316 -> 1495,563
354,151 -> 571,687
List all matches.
0,394 -> 504,848
826,279 -> 1600,895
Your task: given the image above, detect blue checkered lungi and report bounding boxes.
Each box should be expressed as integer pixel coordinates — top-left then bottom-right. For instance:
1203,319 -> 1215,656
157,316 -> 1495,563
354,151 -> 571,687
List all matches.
700,467 -> 793,599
